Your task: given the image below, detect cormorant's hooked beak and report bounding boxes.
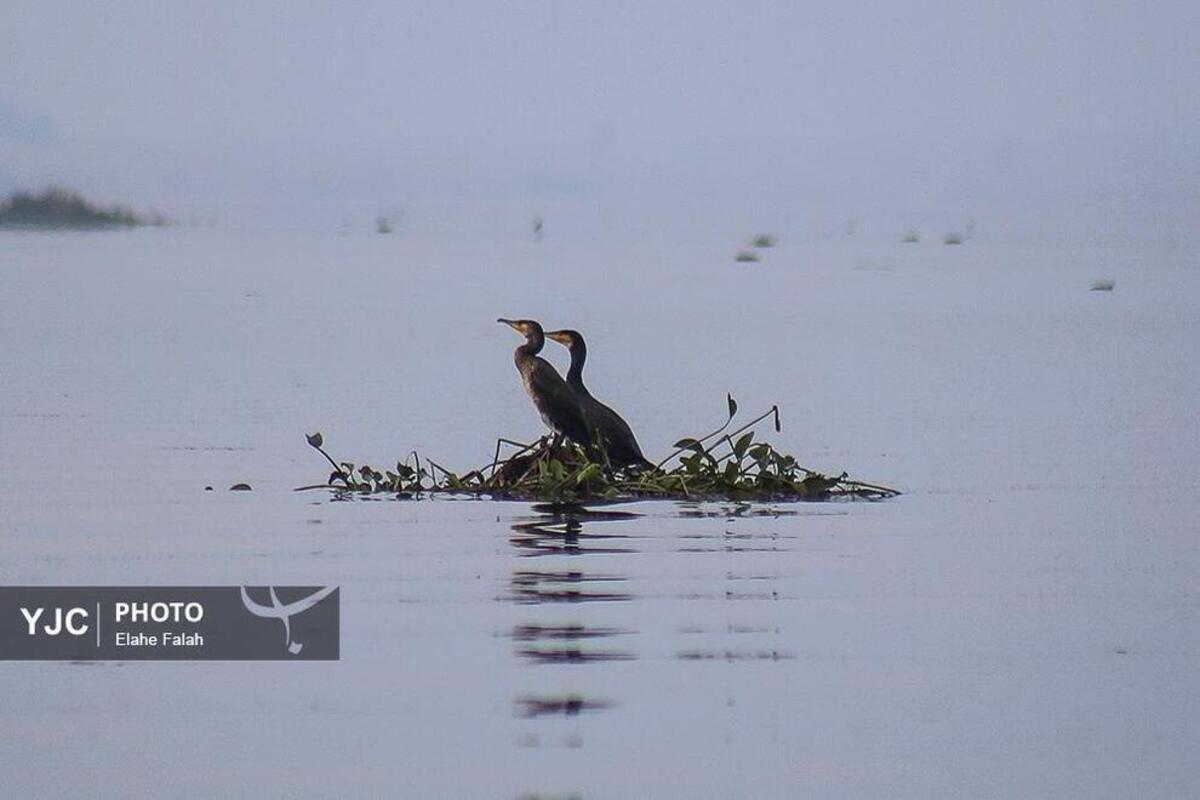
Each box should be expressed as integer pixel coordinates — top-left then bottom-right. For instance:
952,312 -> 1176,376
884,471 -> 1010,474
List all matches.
544,330 -> 571,345
498,318 -> 542,337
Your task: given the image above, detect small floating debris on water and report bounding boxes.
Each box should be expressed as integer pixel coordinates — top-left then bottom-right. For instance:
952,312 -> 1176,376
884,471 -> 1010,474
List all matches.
901,230 -> 920,243
204,486 -> 213,492
735,250 -> 760,263
1090,279 -> 1115,292
375,216 -> 392,234
943,220 -> 976,245
229,483 -> 252,491
749,233 -> 777,248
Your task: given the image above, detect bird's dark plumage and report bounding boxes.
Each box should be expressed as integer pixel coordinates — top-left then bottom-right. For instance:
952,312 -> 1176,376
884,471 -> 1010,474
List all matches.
545,329 -> 652,469
498,318 -> 592,446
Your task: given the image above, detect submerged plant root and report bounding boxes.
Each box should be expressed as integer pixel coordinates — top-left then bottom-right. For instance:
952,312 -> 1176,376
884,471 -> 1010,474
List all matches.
299,397 -> 899,502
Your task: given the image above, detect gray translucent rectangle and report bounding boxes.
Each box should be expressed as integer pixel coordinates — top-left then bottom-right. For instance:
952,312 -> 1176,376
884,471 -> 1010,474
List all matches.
0,586 -> 339,660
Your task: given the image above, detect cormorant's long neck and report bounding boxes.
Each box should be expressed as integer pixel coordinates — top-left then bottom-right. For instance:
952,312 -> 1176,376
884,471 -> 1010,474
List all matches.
566,340 -> 588,391
515,329 -> 545,364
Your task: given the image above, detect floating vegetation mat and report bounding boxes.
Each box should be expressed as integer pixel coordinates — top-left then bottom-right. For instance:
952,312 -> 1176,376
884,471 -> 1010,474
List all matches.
299,396 -> 899,503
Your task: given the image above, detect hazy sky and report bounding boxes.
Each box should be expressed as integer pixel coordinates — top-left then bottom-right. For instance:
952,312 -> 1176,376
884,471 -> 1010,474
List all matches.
2,1 -> 1196,238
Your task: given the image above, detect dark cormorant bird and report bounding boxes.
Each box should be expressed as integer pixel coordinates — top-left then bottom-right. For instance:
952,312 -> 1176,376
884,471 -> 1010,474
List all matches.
498,318 -> 592,446
545,329 -> 653,469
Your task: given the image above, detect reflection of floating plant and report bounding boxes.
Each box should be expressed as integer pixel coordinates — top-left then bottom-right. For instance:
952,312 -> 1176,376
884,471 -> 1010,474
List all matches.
901,230 -> 920,243
301,397 -> 898,502
734,250 -> 760,263
749,234 -> 777,248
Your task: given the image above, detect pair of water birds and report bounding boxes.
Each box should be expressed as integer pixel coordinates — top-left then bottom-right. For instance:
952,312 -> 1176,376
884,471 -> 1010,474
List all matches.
498,318 -> 652,469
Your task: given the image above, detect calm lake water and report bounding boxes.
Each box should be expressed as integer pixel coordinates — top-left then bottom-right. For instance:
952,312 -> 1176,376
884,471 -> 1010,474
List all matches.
2,228 -> 1197,797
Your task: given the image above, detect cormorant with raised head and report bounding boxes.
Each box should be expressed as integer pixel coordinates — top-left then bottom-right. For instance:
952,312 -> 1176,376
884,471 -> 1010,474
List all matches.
545,329 -> 653,469
498,318 -> 593,447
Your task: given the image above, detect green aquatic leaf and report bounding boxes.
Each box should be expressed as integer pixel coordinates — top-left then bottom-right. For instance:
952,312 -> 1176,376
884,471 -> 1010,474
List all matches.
733,432 -> 753,459
575,463 -> 601,485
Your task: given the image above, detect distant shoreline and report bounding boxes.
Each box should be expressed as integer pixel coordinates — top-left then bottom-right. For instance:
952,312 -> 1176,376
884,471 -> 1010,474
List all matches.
0,187 -> 165,229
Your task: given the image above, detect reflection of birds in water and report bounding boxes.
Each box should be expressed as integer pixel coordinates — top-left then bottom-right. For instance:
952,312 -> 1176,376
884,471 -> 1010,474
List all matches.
498,318 -> 592,446
509,505 -> 640,557
545,329 -> 653,469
